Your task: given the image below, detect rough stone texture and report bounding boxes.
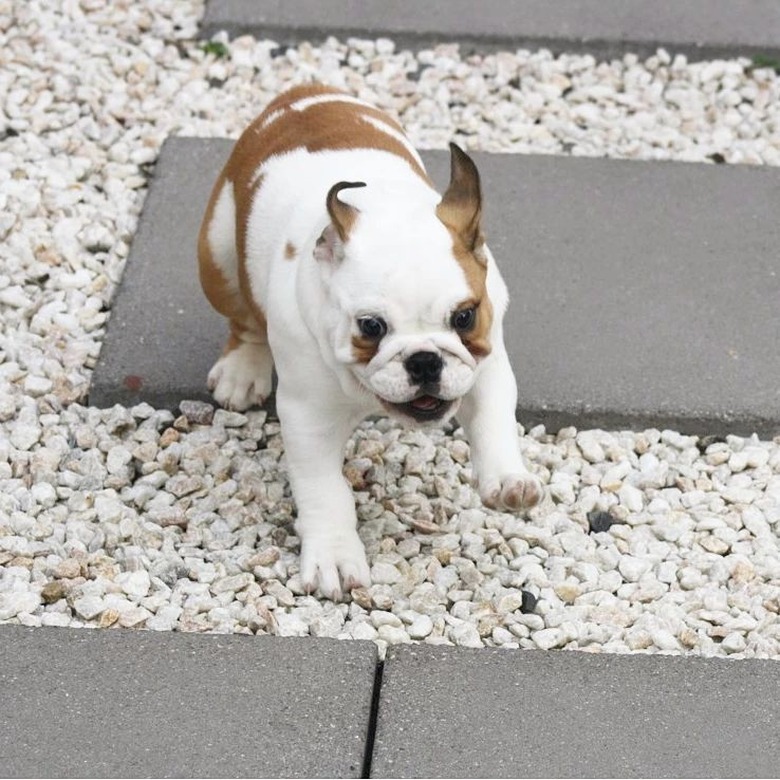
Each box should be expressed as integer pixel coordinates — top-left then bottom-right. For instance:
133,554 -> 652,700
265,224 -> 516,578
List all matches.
371,644 -> 780,778
90,137 -> 780,436
200,0 -> 780,60
0,626 -> 376,778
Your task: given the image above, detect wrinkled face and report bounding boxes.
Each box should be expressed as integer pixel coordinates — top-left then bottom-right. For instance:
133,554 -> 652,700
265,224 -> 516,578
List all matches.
316,144 -> 492,424
322,203 -> 493,425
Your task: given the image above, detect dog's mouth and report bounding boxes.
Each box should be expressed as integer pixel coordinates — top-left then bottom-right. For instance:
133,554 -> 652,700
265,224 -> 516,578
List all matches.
381,394 -> 455,422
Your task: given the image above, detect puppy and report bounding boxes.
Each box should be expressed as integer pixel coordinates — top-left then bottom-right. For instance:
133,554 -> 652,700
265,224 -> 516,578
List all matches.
198,84 -> 542,599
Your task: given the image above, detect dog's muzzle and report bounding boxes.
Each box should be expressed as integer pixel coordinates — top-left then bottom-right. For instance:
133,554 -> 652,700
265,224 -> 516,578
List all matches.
365,337 -> 474,422
404,350 -> 443,386
380,350 -> 449,421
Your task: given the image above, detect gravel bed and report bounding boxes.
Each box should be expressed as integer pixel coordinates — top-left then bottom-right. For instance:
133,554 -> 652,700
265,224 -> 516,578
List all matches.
1,0 -> 779,658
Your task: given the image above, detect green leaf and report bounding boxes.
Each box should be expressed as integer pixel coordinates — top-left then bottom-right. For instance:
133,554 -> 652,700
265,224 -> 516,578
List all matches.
201,40 -> 230,58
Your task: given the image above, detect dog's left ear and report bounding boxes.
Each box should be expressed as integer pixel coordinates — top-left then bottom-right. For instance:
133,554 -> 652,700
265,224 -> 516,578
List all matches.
315,181 -> 366,263
436,143 -> 484,255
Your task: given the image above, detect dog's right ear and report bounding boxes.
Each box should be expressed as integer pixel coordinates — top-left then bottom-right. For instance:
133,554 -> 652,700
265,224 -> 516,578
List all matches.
436,143 -> 483,254
315,181 -> 366,263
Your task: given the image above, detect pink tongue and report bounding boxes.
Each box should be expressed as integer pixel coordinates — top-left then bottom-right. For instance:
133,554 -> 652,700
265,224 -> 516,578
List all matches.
411,395 -> 440,410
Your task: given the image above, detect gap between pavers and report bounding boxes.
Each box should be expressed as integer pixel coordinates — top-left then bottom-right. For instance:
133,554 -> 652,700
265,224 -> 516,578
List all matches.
89,136 -> 780,437
371,644 -> 780,778
200,0 -> 780,61
0,626 -> 377,779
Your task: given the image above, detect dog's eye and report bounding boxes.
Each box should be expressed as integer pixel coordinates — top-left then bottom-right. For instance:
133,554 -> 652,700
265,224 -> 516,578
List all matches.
451,306 -> 477,332
357,316 -> 387,341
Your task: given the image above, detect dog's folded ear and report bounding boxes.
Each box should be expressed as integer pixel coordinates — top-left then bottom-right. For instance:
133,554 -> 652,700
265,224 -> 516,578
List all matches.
315,181 -> 366,263
436,143 -> 484,254
327,181 -> 366,241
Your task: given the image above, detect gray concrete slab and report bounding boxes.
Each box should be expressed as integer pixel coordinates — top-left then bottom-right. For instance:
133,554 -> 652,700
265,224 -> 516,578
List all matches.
90,138 -> 229,411
201,0 -> 780,61
372,644 -> 780,778
89,136 -> 780,436
0,625 -> 377,778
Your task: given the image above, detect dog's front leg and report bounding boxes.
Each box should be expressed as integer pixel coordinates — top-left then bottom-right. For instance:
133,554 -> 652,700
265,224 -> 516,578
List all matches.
276,387 -> 370,600
458,345 -> 544,512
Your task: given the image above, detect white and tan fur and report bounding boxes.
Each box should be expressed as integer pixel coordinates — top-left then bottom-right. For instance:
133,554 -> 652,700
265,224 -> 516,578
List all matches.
199,85 -> 542,599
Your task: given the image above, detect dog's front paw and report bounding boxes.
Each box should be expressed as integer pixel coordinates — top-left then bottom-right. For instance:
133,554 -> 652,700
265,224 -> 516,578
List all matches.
479,472 -> 544,512
207,342 -> 273,411
299,532 -> 371,601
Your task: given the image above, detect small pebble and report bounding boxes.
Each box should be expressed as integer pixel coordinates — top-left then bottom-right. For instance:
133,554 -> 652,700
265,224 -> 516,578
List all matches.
520,591 -> 538,614
588,510 -> 618,534
180,400 -> 215,426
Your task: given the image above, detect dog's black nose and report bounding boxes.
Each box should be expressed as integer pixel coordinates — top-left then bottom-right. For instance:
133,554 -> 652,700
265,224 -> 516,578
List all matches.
404,351 -> 443,385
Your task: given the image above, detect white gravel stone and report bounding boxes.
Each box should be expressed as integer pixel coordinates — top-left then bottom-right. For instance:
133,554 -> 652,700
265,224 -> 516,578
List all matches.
700,536 -> 730,555
24,375 -> 53,397
274,612 -> 310,637
721,632 -> 748,654
497,592 -> 526,616
94,494 -> 123,523
41,612 -> 73,627
577,432 -> 605,463
0,591 -> 41,620
742,506 -> 771,538
408,614 -> 434,639
651,629 -> 681,652
533,627 -> 567,650
31,482 -> 57,508
213,409 -> 248,428
371,562 -> 403,585
146,605 -> 183,631
310,609 -> 345,638
10,424 -> 41,452
53,559 -> 82,578
211,573 -> 254,594
450,621 -> 484,648
619,484 -> 644,513
350,621 -> 379,641
116,570 -> 151,600
378,624 -> 411,644
371,610 -> 403,628
118,605 -> 153,628
618,556 -> 652,582
106,446 -> 133,475
73,596 -> 105,621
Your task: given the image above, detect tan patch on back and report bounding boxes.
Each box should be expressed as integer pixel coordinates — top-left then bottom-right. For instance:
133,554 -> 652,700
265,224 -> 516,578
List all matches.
225,84 -> 432,215
198,197 -> 268,371
197,171 -> 234,316
284,241 -> 297,260
198,172 -> 266,342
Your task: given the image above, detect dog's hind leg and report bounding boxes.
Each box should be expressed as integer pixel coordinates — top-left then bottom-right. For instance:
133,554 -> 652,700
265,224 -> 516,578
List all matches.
198,176 -> 274,410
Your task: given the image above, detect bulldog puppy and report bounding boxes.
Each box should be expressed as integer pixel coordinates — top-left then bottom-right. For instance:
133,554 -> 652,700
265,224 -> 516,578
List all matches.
198,84 -> 543,599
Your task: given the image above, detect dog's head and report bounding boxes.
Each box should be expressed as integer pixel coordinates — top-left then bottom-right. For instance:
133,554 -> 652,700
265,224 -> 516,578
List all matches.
315,144 -> 495,424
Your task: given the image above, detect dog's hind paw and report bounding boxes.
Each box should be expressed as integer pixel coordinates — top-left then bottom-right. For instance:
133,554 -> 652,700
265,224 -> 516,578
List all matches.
207,342 -> 273,411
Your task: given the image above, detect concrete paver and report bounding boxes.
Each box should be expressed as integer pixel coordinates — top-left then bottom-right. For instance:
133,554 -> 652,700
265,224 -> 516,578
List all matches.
90,138 -> 229,411
201,0 -> 780,60
0,625 -> 377,778
90,137 -> 780,436
372,644 -> 780,778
